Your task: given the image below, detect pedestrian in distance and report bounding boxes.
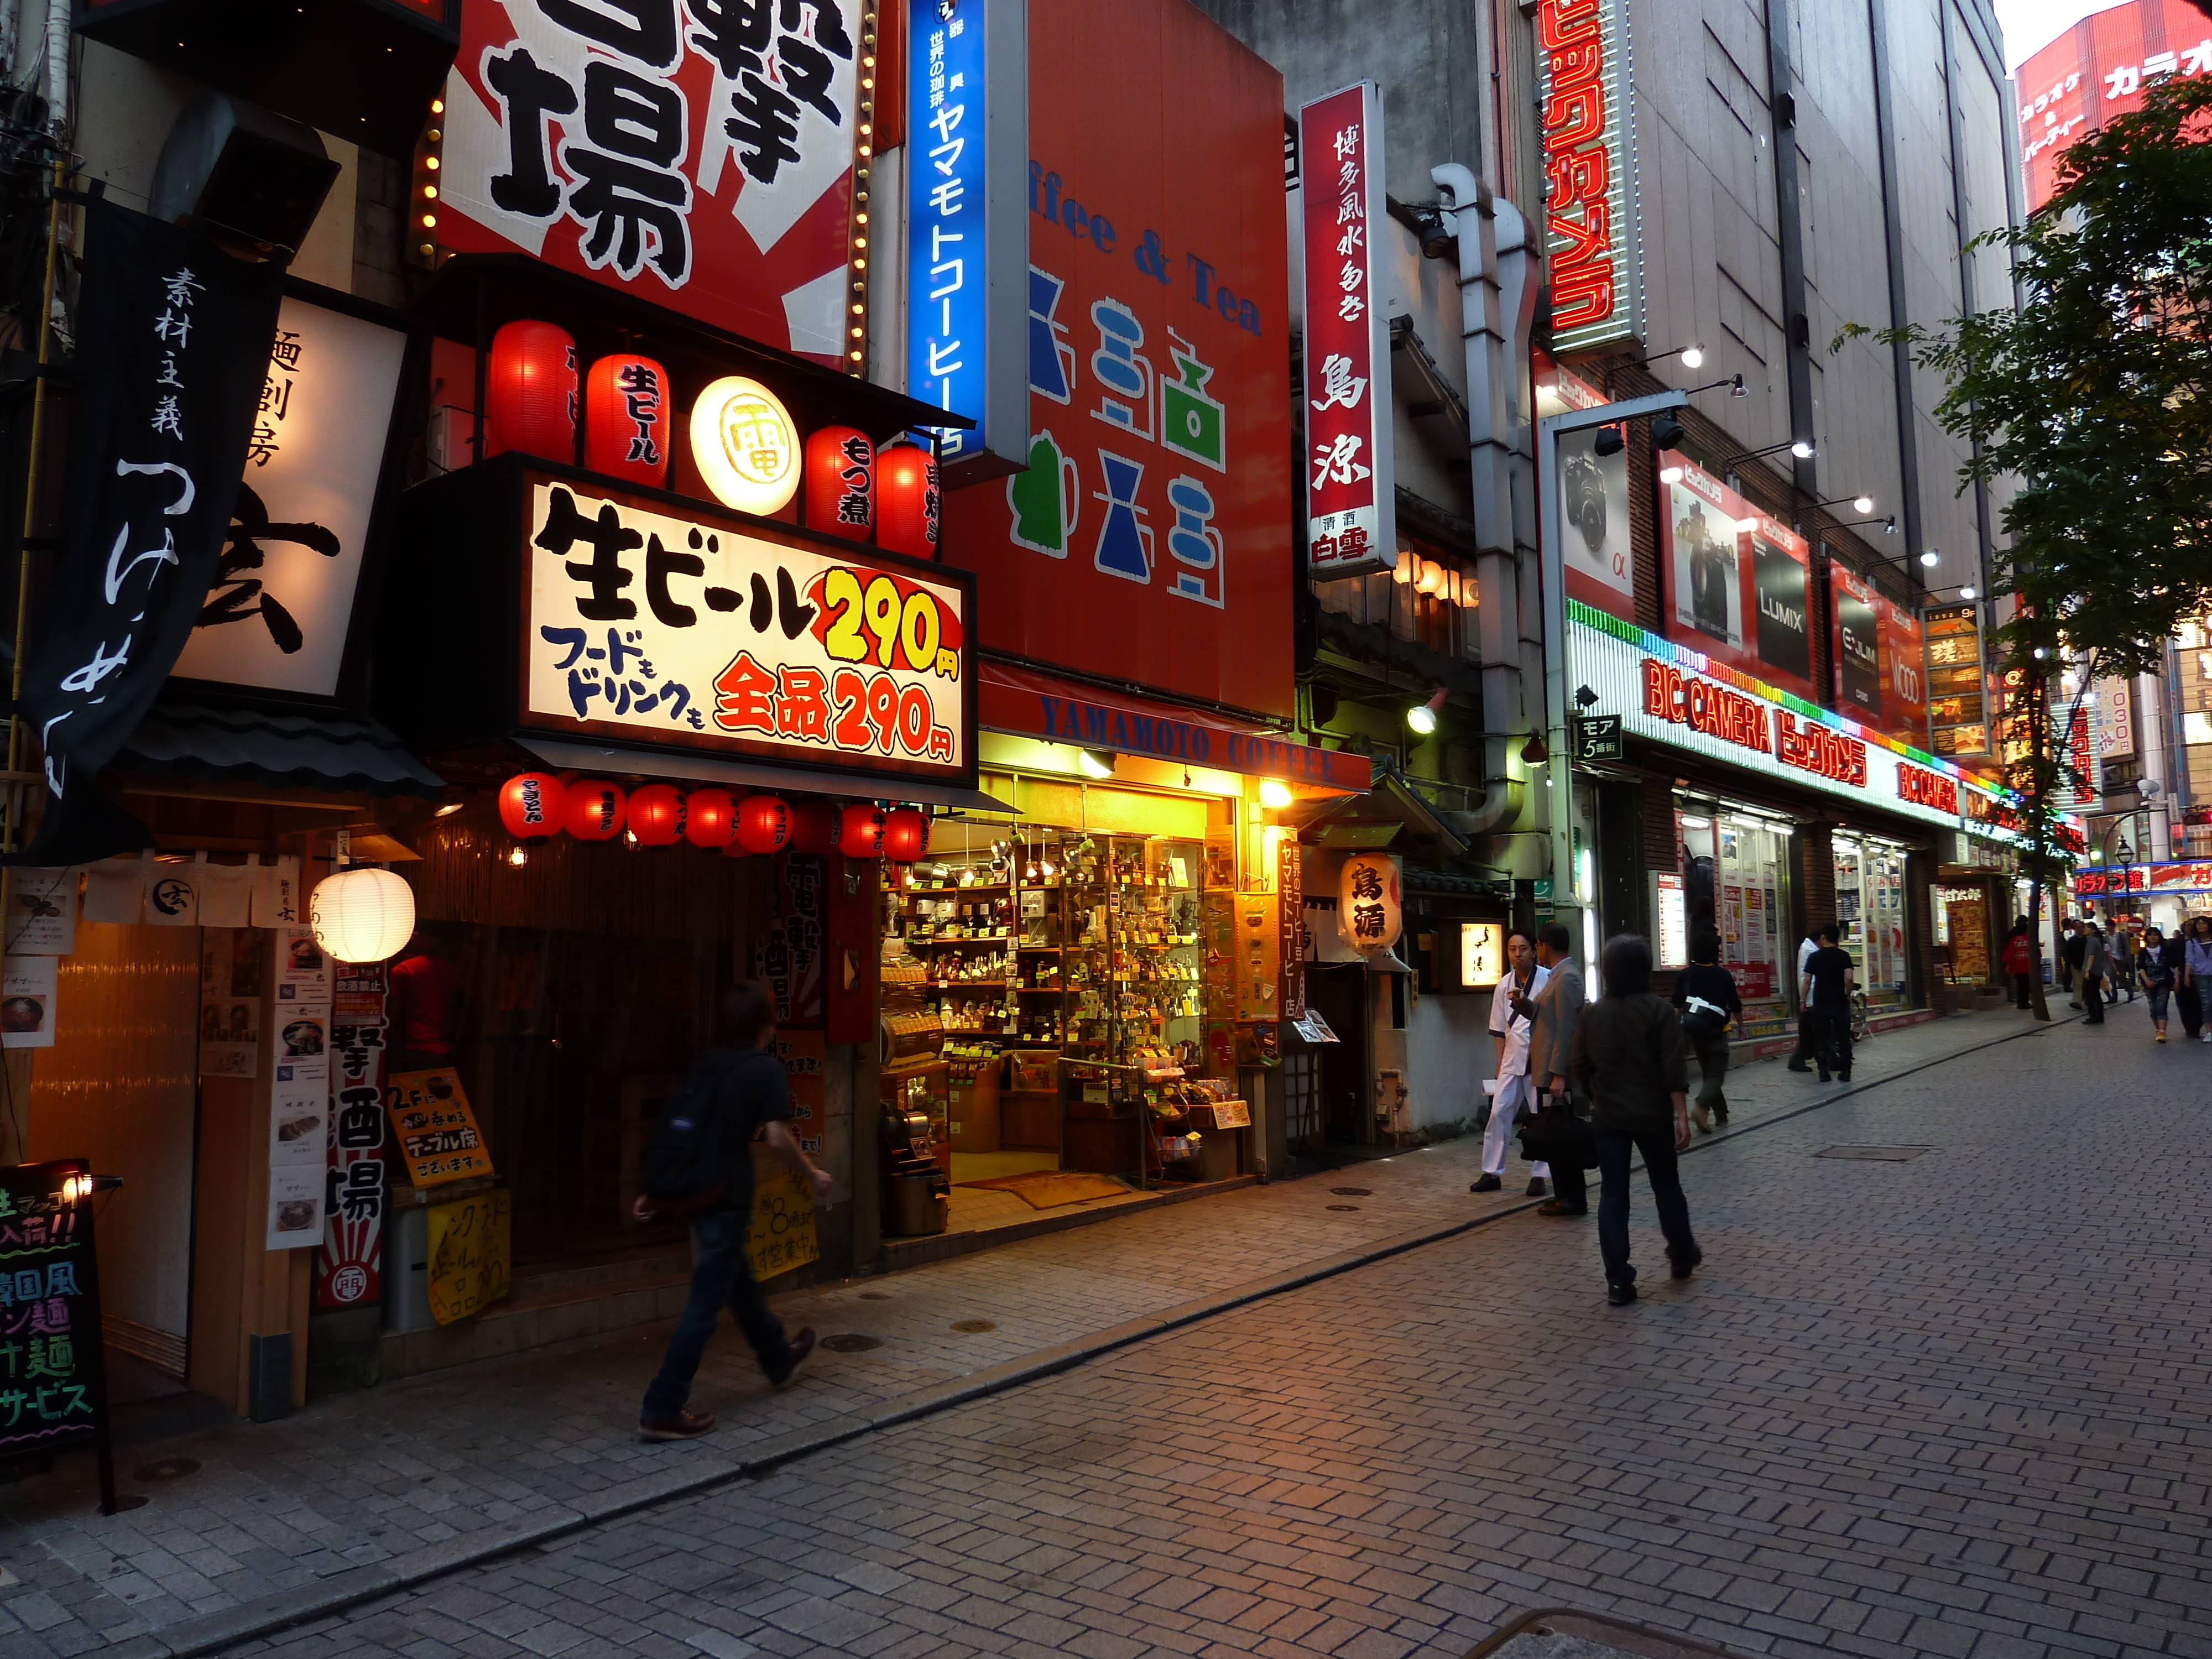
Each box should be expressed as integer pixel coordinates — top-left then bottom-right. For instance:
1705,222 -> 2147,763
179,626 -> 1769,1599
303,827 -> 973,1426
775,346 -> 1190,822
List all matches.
1527,923 -> 1590,1217
2109,925 -> 2136,1003
1671,928 -> 1741,1135
1801,924 -> 1857,1082
2002,917 -> 2035,1010
1571,934 -> 1699,1307
1787,926 -> 1820,1073
2139,926 -> 2177,1043
2062,918 -> 2086,1007
2181,916 -> 2212,1042
1472,929 -> 1548,1196
2079,922 -> 2109,1025
634,980 -> 832,1442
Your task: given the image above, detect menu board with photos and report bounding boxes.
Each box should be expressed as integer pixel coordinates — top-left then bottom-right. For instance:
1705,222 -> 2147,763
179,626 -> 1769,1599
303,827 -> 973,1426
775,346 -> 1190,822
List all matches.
1924,603 -> 1989,759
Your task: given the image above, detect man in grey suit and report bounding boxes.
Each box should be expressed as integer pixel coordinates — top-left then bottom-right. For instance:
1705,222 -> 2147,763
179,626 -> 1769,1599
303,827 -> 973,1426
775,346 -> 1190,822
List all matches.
1527,922 -> 1589,1217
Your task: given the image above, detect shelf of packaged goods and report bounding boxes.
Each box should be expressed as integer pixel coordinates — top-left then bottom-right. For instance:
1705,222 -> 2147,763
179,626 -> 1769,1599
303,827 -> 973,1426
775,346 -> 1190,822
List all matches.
904,935 -> 1014,947
899,883 -> 1011,894
1015,943 -> 1065,951
926,980 -> 1010,990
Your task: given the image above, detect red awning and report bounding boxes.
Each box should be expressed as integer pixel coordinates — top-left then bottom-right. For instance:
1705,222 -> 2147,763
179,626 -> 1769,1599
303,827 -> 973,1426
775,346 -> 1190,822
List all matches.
978,661 -> 1371,793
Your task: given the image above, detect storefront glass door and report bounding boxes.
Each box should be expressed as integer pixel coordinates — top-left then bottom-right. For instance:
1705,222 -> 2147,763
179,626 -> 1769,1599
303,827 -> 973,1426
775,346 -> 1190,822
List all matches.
1835,835 -> 1912,1011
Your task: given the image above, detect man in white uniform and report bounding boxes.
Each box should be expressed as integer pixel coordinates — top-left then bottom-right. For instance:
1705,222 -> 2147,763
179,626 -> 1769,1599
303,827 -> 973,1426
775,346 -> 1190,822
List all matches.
1472,929 -> 1550,1196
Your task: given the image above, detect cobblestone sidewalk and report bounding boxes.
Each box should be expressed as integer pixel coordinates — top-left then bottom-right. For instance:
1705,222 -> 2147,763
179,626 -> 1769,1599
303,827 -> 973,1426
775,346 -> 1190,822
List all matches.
0,1006 -> 2063,1658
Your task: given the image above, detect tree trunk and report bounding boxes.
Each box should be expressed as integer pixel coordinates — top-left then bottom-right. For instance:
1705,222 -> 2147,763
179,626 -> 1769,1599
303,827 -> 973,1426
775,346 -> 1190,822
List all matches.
2028,873 -> 2051,1022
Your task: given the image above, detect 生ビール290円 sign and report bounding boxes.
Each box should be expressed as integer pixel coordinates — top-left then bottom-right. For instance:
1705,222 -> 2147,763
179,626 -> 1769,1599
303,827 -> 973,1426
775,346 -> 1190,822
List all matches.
524,479 -> 971,781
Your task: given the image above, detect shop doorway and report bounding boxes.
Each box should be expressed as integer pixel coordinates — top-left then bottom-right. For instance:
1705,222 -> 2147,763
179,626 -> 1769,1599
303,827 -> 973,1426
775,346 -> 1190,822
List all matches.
29,924 -> 199,1403
1308,965 -> 1371,1144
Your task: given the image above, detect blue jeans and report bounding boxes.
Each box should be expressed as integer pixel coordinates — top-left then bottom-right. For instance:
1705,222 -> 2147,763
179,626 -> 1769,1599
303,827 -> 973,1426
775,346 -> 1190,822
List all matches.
1595,1121 -> 1697,1287
641,1206 -> 793,1419
2148,985 -> 2171,1024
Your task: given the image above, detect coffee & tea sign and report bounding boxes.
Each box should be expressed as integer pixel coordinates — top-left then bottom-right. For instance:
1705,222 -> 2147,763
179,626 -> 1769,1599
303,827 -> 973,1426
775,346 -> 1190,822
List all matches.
1337,853 -> 1402,953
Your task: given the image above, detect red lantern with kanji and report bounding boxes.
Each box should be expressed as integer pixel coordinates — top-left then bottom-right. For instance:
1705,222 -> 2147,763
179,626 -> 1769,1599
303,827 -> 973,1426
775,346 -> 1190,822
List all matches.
628,783 -> 685,846
876,444 -> 939,558
735,794 -> 792,855
838,804 -> 886,859
882,806 -> 928,863
564,779 -> 625,841
498,773 -> 566,840
804,425 -> 874,542
484,320 -> 577,463
584,353 -> 670,487
789,799 -> 839,855
684,787 -> 736,849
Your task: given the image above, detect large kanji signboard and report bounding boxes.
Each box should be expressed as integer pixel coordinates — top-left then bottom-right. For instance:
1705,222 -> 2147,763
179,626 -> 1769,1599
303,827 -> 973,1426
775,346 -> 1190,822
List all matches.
440,0 -> 866,361
524,476 -> 971,779
940,0 -> 1293,718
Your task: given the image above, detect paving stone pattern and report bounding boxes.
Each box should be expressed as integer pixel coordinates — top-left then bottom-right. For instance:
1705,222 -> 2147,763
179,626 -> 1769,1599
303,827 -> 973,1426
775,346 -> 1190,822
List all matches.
0,1006 -> 2169,1659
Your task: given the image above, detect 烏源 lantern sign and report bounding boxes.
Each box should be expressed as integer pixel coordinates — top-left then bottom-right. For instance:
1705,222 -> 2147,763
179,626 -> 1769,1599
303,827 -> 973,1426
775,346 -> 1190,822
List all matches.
1337,852 -> 1402,952
524,477 -> 972,781
439,0 -> 867,363
1538,0 -> 1642,353
1298,81 -> 1394,583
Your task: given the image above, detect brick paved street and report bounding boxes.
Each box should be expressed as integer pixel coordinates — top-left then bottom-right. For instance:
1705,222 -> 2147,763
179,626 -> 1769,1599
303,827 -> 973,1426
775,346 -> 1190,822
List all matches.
12,1005 -> 2202,1659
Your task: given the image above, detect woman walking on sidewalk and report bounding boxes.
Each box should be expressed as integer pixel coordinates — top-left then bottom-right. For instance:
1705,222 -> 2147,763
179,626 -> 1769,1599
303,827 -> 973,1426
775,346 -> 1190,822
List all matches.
2079,923 -> 2109,1025
1572,934 -> 1699,1307
2138,926 -> 2176,1042
2182,917 -> 2212,1042
1671,928 -> 1741,1134
2002,919 -> 2034,1010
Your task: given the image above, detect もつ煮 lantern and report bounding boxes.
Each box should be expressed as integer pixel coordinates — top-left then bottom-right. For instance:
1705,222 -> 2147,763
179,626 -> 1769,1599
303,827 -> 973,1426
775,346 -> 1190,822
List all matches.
627,784 -> 685,846
876,443 -> 939,558
684,787 -> 736,849
804,425 -> 874,542
310,867 -> 416,965
498,773 -> 566,840
789,799 -> 839,855
484,320 -> 577,463
564,779 -> 626,841
585,353 -> 671,487
735,794 -> 792,855
838,804 -> 886,860
882,807 -> 928,863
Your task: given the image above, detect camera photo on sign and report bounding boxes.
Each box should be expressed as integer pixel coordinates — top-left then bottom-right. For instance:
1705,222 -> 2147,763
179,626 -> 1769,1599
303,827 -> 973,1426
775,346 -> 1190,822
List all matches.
1555,427 -> 1634,598
1669,482 -> 1744,650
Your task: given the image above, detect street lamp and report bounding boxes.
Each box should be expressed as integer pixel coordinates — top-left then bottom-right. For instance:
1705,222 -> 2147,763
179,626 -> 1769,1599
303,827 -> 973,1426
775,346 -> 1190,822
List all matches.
1539,387 -> 1692,931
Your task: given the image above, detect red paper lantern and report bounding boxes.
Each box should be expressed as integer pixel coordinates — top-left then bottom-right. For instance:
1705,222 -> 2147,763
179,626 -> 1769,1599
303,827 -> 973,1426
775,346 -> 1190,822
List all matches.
584,352 -> 671,487
876,444 -> 939,558
484,320 -> 578,463
838,804 -> 887,860
628,783 -> 685,846
684,787 -> 736,848
804,425 -> 874,542
564,779 -> 625,841
736,794 -> 792,855
789,799 -> 839,855
882,806 -> 928,863
498,773 -> 566,839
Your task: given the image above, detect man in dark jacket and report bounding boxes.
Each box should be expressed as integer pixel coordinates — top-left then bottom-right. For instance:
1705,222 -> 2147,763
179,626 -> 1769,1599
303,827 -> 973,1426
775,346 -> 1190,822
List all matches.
1671,929 -> 1743,1133
1572,935 -> 1699,1306
635,982 -> 831,1441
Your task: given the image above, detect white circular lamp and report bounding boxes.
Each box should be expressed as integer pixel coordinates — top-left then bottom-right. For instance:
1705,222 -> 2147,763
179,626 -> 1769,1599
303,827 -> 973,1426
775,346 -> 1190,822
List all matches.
310,867 -> 416,964
690,375 -> 801,516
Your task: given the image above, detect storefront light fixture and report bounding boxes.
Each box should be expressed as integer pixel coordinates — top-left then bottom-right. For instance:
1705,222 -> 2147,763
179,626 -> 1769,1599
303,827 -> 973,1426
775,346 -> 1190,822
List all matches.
1680,816 -> 1712,829
435,801 -> 464,817
1077,748 -> 1117,780
1259,779 -> 1293,809
1790,439 -> 1816,460
508,846 -> 529,868
1406,687 -> 1448,736
1959,585 -> 1977,599
1734,516 -> 1760,534
690,375 -> 801,517
1919,549 -> 1940,567
1658,465 -> 1684,484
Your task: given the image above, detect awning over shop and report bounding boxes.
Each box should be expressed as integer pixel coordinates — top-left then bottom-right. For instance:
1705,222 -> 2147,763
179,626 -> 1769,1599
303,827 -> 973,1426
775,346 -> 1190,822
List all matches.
516,737 -> 1015,815
979,660 -> 1371,794
118,701 -> 444,796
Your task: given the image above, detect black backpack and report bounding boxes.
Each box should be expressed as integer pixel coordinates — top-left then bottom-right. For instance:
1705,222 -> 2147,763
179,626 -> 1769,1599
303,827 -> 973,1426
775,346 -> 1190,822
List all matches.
639,1050 -> 752,1218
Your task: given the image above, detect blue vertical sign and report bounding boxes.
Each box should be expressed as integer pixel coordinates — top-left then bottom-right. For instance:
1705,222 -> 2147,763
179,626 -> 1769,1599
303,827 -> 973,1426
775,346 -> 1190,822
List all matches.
908,0 -> 992,461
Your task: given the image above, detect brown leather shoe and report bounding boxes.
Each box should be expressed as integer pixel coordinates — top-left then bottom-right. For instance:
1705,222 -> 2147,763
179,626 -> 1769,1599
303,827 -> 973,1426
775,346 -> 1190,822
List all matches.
1537,1198 -> 1588,1217
638,1408 -> 716,1442
768,1327 -> 818,1390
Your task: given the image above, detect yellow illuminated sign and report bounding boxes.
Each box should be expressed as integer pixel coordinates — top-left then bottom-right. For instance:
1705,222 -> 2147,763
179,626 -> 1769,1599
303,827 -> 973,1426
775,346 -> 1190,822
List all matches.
1459,921 -> 1503,989
691,375 -> 800,516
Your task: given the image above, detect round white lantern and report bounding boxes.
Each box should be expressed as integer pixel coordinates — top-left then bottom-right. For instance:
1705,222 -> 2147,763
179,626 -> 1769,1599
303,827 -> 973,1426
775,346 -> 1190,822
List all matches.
310,867 -> 416,964
690,375 -> 801,516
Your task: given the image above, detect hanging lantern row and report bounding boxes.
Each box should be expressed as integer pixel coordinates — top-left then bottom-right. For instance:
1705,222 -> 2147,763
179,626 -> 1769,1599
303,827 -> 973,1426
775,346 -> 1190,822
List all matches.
483,322 -> 938,557
495,775 -> 928,862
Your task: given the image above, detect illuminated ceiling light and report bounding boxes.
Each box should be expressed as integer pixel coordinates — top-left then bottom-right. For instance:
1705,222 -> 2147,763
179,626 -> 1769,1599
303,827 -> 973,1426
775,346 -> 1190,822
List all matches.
1406,687 -> 1448,736
1659,465 -> 1685,484
690,375 -> 801,516
1259,779 -> 1294,809
1680,344 -> 1705,369
1853,493 -> 1874,513
1077,748 -> 1117,780
1790,439 -> 1815,460
1680,815 -> 1712,829
1919,549 -> 1940,567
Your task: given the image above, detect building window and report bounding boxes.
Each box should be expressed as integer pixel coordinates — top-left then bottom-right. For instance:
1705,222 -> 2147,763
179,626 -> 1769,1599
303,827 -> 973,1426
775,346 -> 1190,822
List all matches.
1309,536 -> 1479,661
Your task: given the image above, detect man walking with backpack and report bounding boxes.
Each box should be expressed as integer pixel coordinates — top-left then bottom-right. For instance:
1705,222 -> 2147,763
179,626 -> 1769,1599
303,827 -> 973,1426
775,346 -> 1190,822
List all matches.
1672,929 -> 1742,1133
635,981 -> 832,1441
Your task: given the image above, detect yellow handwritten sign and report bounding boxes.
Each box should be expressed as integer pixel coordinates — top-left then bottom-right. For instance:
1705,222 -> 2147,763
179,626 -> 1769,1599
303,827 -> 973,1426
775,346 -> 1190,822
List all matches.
387,1068 -> 494,1188
747,1156 -> 818,1282
427,1190 -> 512,1325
